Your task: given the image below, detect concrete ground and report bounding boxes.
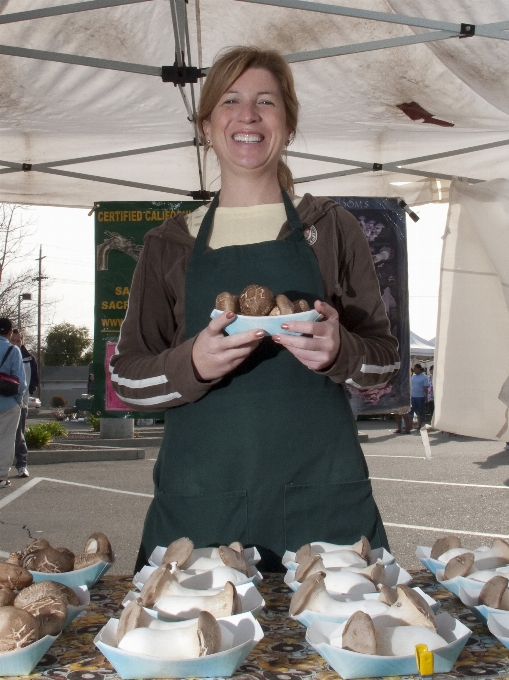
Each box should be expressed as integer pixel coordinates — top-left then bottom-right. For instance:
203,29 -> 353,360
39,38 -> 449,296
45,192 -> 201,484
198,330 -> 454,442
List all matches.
1,420 -> 507,574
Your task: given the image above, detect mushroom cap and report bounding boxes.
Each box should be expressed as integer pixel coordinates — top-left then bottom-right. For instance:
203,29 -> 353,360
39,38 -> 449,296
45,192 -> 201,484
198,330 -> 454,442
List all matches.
14,583 -> 67,637
162,537 -> 194,567
140,564 -> 175,608
479,575 -> 509,609
215,292 -> 240,313
289,571 -> 327,616
295,554 -> 322,583
231,583 -> 243,615
197,611 -> 221,656
443,552 -> 475,580
364,561 -> 386,586
0,607 -> 39,652
491,538 -> 509,562
218,545 -> 250,576
239,285 -> 275,316
117,598 -> 145,645
295,544 -> 313,563
30,546 -> 74,573
19,539 -> 51,561
84,532 -> 113,561
294,299 -> 310,312
342,610 -> 377,655
73,552 -> 109,570
352,536 -> 371,563
392,585 -> 437,630
6,552 -> 22,566
377,585 -> 398,605
15,580 -> 79,608
0,562 -> 33,590
55,547 -> 76,564
430,535 -> 462,560
228,541 -> 244,554
0,587 -> 16,607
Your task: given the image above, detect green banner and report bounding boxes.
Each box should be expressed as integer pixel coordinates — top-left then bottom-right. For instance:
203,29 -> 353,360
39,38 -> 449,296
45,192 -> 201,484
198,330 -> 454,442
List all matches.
94,201 -> 202,418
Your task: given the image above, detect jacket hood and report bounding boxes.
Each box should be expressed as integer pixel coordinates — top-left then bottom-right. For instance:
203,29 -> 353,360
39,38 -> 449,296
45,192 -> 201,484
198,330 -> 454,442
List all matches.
143,193 -> 341,247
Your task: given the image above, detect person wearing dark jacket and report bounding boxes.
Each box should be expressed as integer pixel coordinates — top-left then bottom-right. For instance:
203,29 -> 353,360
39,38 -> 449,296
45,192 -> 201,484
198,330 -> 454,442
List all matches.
11,329 -> 39,478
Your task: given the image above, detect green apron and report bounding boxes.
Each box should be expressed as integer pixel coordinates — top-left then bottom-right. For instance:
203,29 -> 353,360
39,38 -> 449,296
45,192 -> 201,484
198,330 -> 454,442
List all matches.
136,191 -> 388,572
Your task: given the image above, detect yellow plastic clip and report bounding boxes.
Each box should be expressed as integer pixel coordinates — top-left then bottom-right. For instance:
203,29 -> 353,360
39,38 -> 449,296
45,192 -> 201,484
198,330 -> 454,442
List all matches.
415,643 -> 434,678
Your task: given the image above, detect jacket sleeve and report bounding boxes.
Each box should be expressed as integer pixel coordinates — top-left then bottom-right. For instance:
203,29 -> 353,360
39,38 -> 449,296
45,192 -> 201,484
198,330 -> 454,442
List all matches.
319,208 -> 400,388
29,355 -> 39,394
109,234 -> 221,411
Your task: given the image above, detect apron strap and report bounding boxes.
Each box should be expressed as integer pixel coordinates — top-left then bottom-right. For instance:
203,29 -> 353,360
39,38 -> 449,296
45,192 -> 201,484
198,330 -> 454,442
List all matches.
194,192 -> 220,253
193,188 -> 306,254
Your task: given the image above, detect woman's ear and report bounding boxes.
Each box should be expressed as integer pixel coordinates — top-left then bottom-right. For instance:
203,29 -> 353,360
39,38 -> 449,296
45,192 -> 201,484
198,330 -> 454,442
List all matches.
202,119 -> 211,145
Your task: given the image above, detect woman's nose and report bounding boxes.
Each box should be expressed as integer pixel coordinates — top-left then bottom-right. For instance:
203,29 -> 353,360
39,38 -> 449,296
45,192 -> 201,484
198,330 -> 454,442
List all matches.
238,101 -> 261,122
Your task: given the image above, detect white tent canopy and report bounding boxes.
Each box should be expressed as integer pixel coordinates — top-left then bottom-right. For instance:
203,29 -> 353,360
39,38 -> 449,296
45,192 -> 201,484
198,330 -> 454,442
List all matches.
0,0 -> 508,207
410,331 -> 435,357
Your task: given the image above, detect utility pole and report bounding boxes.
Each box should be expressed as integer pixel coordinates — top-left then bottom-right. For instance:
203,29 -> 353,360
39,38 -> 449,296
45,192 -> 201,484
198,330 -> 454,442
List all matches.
34,247 -> 48,398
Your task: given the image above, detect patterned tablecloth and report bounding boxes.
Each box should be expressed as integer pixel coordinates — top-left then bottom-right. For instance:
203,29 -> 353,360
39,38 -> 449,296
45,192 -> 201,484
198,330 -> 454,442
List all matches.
5,569 -> 509,680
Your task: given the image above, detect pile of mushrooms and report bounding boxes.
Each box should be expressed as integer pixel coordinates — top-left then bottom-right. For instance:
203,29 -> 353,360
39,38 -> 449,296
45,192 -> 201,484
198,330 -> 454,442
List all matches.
0,563 -> 80,652
330,586 -> 448,656
216,285 -> 310,317
156,537 -> 254,587
138,563 -> 242,620
429,536 -> 509,580
7,532 -> 113,573
293,537 -> 387,594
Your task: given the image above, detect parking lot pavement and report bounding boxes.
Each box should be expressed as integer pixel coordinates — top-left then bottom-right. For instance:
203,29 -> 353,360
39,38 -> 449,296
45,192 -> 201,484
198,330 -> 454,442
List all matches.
360,420 -> 509,569
1,423 -> 507,574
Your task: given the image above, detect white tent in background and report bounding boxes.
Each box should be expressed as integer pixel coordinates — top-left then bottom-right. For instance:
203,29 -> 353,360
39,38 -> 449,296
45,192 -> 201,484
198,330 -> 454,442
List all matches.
410,331 -> 435,358
0,0 -> 508,206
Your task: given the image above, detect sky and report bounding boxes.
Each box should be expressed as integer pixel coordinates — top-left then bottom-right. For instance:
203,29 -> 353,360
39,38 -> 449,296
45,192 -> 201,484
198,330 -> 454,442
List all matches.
14,201 -> 447,345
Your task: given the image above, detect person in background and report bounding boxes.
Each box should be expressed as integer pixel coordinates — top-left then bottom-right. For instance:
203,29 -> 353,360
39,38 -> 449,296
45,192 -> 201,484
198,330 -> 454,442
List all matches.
393,363 -> 429,434
0,319 -> 27,488
10,329 -> 39,478
426,364 -> 434,421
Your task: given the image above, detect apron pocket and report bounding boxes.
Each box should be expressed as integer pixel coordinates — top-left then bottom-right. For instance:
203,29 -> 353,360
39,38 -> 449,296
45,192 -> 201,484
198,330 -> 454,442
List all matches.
284,479 -> 380,550
155,489 -> 249,547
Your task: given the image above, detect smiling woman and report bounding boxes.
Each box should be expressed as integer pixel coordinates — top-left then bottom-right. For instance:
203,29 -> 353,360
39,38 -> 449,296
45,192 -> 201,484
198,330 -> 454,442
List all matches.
110,46 -> 399,572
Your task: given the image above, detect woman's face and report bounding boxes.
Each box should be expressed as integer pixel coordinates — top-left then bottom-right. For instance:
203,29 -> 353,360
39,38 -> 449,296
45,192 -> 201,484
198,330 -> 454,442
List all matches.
202,67 -> 289,178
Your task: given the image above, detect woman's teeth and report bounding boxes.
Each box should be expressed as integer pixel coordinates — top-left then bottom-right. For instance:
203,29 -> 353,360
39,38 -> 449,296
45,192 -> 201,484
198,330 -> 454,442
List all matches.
233,134 -> 262,143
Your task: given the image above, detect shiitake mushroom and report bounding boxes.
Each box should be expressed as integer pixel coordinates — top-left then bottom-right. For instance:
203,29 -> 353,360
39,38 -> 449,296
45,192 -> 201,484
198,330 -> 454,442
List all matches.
216,285 -> 311,317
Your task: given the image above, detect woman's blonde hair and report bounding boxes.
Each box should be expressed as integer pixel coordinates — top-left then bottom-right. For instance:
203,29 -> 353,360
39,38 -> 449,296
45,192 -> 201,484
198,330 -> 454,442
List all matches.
198,46 -> 299,193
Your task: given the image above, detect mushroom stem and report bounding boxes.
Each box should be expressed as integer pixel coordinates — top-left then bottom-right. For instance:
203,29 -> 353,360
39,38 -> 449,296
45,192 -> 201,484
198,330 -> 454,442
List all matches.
295,537 -> 371,564
295,555 -> 380,592
118,610 -> 222,659
154,581 -> 237,620
290,573 -> 388,618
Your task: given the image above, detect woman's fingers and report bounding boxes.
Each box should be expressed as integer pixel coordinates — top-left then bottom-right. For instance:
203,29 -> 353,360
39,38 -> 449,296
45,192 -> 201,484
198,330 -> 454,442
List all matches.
273,299 -> 340,371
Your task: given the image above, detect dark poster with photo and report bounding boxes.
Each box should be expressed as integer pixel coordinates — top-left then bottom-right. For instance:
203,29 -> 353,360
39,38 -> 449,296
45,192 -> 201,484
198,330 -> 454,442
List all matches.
329,197 -> 410,414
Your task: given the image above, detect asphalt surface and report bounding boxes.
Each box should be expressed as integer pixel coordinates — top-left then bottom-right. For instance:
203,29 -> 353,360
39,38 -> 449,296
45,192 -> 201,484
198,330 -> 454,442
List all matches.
1,420 -> 507,574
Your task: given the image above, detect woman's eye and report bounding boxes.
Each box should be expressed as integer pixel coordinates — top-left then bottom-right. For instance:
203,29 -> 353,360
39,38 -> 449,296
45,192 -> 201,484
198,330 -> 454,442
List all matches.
223,98 -> 238,105
259,99 -> 275,106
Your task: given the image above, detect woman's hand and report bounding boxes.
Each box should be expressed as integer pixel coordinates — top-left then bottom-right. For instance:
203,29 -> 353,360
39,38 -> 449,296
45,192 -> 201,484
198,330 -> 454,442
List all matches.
192,311 -> 264,381
272,300 -> 340,371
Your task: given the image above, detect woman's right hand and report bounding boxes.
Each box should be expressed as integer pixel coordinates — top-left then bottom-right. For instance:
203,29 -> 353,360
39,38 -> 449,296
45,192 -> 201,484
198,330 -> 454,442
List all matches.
192,311 -> 264,381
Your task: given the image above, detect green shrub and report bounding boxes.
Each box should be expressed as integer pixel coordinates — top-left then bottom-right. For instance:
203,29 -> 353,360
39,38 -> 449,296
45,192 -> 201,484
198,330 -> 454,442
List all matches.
25,424 -> 53,450
50,395 -> 68,408
43,421 -> 68,438
88,414 -> 100,432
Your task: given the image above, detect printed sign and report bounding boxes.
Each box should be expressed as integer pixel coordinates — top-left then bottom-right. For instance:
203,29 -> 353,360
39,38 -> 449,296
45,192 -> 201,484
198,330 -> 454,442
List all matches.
94,201 -> 201,417
330,197 -> 410,415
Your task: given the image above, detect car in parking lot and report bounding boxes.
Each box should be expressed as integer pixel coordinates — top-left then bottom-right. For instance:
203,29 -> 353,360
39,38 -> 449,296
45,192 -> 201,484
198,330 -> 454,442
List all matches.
28,396 -> 41,410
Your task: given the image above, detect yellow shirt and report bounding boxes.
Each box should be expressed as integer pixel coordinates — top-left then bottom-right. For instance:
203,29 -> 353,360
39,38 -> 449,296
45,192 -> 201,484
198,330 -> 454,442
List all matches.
186,198 -> 302,249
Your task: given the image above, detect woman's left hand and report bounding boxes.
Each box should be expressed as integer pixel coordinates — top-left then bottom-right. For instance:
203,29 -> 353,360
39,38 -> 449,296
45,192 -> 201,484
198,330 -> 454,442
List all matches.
272,300 -> 340,371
